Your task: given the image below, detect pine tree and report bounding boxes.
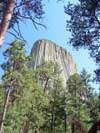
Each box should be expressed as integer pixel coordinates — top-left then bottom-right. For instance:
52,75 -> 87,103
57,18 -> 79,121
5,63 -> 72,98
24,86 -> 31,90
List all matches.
65,0 -> 100,82
0,40 -> 27,132
0,0 -> 44,47
35,61 -> 67,132
66,73 -> 87,133
34,61 -> 62,94
0,40 -> 47,132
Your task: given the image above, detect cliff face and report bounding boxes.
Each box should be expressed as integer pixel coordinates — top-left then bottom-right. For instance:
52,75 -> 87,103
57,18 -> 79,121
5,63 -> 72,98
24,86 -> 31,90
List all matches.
31,39 -> 77,86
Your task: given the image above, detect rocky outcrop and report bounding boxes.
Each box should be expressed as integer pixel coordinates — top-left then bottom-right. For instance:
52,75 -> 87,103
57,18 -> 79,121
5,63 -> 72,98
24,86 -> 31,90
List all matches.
31,39 -> 77,86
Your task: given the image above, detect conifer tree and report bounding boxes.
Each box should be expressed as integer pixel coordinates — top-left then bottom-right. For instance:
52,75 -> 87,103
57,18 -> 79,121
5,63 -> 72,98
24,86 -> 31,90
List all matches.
0,40 -> 47,132
66,73 -> 86,132
0,0 -> 44,47
0,40 -> 27,132
65,0 -> 100,82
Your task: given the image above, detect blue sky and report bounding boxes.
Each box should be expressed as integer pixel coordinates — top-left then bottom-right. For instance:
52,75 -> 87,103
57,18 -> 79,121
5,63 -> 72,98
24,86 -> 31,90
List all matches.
0,0 -> 99,90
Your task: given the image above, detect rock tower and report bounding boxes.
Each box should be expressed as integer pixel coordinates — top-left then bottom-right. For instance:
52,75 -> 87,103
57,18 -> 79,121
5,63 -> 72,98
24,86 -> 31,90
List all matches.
31,39 -> 77,86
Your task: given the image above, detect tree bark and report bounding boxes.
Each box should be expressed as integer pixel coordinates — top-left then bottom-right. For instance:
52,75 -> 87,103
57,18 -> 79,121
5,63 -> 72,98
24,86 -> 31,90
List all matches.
0,0 -> 16,47
21,120 -> 30,133
88,120 -> 100,133
64,114 -> 67,132
44,77 -> 49,94
0,90 -> 10,133
71,122 -> 75,133
51,112 -> 55,131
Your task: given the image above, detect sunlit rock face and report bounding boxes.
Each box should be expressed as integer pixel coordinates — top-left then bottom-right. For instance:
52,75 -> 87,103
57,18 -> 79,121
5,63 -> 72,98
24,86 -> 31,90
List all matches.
31,39 -> 77,86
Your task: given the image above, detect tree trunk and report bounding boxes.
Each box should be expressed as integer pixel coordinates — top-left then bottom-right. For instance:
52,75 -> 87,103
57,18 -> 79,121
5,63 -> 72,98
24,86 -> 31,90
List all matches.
64,114 -> 67,132
0,0 -> 16,47
21,120 -> 29,133
88,120 -> 100,133
44,77 -> 49,94
0,90 -> 10,133
71,122 -> 75,133
51,112 -> 55,131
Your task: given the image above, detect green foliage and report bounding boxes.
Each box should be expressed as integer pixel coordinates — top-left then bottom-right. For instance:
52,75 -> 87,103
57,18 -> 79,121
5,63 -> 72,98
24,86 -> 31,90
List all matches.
34,61 -> 63,93
0,40 -> 99,132
65,73 -> 86,131
0,40 -> 47,132
44,77 -> 65,131
80,69 -> 91,87
65,0 -> 100,82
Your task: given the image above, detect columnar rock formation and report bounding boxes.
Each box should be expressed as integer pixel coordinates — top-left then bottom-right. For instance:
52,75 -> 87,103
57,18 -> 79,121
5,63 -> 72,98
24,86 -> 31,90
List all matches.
31,39 -> 77,86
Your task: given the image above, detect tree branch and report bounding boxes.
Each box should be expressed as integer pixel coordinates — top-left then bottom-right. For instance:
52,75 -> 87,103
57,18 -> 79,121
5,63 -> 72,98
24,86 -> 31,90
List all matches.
18,14 -> 47,29
94,15 -> 100,27
94,9 -> 100,27
7,31 -> 18,38
16,22 -> 24,40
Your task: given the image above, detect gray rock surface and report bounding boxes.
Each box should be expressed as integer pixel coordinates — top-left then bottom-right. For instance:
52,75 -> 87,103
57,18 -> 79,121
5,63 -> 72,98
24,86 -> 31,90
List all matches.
31,39 -> 77,86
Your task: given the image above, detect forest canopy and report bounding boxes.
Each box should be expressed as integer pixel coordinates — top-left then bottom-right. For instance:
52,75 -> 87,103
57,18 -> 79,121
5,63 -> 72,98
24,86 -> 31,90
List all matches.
0,40 -> 100,132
